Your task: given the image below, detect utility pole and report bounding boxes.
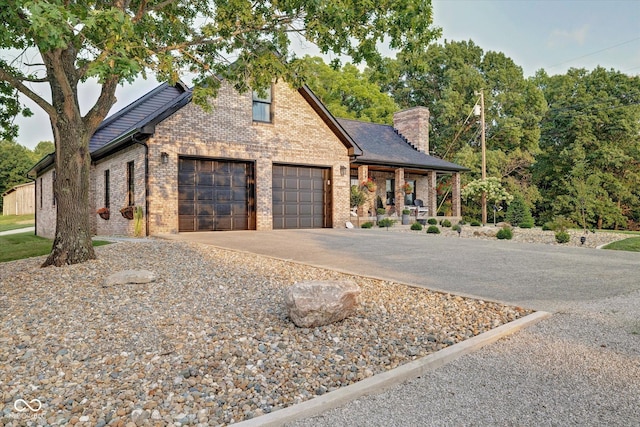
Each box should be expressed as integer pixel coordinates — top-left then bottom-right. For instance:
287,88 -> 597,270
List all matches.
475,89 -> 487,225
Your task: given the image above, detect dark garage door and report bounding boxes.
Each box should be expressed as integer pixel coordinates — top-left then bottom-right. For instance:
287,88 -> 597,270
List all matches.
179,158 -> 255,231
272,165 -> 331,229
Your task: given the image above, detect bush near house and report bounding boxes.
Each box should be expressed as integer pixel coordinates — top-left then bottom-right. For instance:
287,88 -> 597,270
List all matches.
410,222 -> 423,231
361,222 -> 373,229
426,225 -> 440,234
496,227 -> 513,240
555,231 -> 570,244
440,219 -> 452,227
427,218 -> 437,225
470,220 -> 481,227
378,218 -> 395,228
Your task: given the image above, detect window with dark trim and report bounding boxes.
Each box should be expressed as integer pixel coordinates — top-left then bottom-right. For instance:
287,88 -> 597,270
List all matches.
126,161 -> 135,206
39,178 -> 43,209
252,87 -> 272,123
104,170 -> 110,208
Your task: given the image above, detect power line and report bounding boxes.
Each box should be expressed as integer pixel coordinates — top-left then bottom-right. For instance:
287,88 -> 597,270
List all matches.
546,37 -> 640,70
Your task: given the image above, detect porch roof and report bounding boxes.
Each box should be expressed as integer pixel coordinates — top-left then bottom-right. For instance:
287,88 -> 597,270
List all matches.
337,118 -> 468,173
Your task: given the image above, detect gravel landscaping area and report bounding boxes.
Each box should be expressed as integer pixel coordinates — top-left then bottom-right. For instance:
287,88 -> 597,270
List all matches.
289,286 -> 640,427
1,240 -> 531,426
393,224 -> 632,248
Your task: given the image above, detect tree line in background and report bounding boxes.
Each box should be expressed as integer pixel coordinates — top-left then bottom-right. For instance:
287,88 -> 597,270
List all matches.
1,42 -> 638,231
294,40 -> 640,230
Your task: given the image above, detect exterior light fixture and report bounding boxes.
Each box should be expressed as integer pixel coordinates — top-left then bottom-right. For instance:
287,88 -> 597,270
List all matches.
340,165 -> 347,176
161,152 -> 169,164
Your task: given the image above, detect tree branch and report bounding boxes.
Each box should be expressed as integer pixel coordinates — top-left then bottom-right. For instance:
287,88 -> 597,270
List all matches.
21,76 -> 50,83
84,75 -> 119,131
0,67 -> 56,118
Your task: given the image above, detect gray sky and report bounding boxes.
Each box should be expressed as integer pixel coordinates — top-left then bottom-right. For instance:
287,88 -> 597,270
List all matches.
13,0 -> 640,148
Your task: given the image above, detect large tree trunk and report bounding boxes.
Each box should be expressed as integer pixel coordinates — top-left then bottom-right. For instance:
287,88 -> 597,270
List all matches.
42,118 -> 96,267
40,47 -> 105,267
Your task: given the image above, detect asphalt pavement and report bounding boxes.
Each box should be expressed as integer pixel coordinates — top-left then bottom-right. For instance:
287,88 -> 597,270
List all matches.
163,228 -> 639,312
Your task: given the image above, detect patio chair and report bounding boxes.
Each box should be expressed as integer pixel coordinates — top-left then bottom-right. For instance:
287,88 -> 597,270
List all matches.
414,199 -> 428,217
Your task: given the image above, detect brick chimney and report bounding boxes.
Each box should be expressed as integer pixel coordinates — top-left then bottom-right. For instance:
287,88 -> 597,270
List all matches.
393,107 -> 430,154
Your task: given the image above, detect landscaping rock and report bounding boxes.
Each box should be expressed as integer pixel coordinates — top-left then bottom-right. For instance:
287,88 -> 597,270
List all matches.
285,280 -> 361,327
103,269 -> 156,286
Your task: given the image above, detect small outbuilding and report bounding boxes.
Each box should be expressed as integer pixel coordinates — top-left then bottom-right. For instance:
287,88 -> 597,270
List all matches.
2,182 -> 35,216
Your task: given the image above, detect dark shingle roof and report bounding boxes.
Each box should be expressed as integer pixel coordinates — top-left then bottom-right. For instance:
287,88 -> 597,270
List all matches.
89,82 -> 191,153
336,118 -> 468,172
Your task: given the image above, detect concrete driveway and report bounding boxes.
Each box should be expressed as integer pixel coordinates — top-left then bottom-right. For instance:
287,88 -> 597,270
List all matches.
162,228 -> 639,312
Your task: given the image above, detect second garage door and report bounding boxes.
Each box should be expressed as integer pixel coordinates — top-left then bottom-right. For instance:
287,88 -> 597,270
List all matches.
272,165 -> 331,229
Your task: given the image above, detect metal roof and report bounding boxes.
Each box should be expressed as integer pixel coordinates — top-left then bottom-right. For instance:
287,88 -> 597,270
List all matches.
337,118 -> 468,172
89,81 -> 191,153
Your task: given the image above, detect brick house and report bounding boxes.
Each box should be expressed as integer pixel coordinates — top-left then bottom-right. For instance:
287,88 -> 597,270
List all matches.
28,81 -> 467,238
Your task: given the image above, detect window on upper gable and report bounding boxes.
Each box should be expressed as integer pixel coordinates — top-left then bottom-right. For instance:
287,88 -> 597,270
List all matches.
252,87 -> 272,123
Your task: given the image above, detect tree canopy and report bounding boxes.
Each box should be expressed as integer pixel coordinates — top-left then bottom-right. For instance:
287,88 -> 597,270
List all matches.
297,56 -> 398,124
533,67 -> 640,229
368,40 -> 546,218
0,0 -> 440,266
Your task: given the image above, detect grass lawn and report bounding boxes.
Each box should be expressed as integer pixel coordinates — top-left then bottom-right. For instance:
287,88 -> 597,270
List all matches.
602,237 -> 640,252
0,232 -> 111,263
0,213 -> 35,232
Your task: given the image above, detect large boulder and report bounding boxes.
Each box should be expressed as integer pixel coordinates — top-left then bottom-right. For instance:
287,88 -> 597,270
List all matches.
285,280 -> 361,328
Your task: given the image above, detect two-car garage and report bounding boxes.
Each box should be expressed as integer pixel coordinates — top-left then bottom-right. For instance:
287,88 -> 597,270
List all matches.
178,158 -> 331,232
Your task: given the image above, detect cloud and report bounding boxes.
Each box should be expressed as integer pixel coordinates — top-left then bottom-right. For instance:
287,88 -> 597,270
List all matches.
548,24 -> 590,47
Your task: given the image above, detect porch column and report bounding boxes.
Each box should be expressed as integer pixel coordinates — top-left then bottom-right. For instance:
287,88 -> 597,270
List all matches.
394,168 -> 405,215
427,171 -> 437,217
357,165 -> 369,216
451,172 -> 461,217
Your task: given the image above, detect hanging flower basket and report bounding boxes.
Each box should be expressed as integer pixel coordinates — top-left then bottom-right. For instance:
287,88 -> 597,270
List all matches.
120,206 -> 134,220
362,178 -> 376,193
96,207 -> 110,220
402,182 -> 414,194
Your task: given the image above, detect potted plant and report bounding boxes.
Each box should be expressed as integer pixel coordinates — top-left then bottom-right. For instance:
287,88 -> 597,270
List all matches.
376,207 -> 386,223
362,177 -> 377,193
402,182 -> 413,194
402,208 -> 411,225
96,207 -> 110,220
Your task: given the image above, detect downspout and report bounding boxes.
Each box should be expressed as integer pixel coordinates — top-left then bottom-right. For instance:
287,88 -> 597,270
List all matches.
132,136 -> 150,237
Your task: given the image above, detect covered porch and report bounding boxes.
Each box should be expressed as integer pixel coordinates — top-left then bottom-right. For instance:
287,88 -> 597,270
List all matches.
351,164 -> 462,222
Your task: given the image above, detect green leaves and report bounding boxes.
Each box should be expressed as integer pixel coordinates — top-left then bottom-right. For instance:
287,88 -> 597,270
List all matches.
533,67 -> 640,229
296,56 -> 398,124
461,177 -> 513,206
